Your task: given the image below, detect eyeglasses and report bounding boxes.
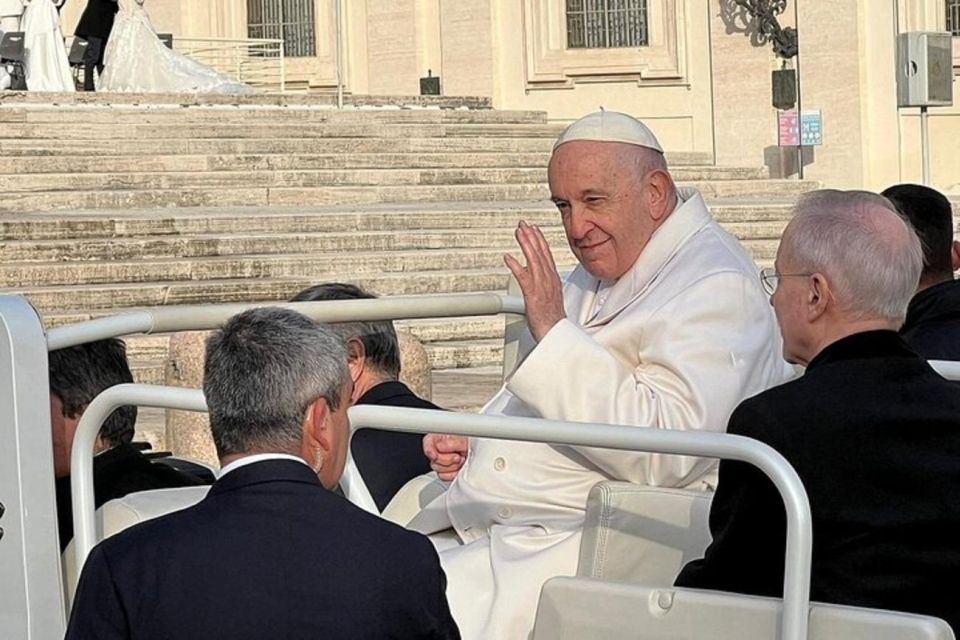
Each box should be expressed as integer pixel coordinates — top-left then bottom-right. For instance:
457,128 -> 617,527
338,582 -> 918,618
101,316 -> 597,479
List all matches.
759,267 -> 813,296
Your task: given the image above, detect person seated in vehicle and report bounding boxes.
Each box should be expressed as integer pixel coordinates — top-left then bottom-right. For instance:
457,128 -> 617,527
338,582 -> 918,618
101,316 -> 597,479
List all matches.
291,282 -> 441,511
66,308 -> 459,640
51,338 -> 204,550
882,183 -> 960,360
676,190 -> 960,633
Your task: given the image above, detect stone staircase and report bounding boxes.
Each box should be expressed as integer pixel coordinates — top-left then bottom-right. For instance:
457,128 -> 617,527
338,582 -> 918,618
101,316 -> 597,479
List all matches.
0,94 -> 818,444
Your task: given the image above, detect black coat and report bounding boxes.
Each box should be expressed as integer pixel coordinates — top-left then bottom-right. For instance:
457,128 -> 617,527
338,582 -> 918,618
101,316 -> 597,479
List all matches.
55,442 -> 204,550
74,0 -> 118,40
66,459 -> 460,640
901,279 -> 960,361
353,381 -> 440,511
675,331 -> 960,632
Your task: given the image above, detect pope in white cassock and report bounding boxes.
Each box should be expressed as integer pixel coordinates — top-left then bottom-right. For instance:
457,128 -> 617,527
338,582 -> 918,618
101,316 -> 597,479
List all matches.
412,110 -> 792,639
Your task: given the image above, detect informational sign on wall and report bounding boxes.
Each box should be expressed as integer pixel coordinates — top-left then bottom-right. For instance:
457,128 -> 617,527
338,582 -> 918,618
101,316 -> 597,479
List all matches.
778,110 -> 800,146
800,110 -> 823,146
778,110 -> 823,147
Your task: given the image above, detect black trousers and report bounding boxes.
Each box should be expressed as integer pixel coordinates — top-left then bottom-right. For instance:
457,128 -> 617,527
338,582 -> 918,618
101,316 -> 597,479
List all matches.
81,36 -> 104,91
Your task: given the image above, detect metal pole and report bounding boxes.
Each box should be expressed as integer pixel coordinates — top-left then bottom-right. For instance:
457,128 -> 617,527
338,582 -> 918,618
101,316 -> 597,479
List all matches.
46,293 -> 526,351
335,0 -> 344,108
921,105 -> 930,184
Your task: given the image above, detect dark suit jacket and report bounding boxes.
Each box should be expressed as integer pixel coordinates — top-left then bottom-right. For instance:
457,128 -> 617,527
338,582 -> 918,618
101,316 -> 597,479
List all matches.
66,459 -> 460,640
74,0 -> 118,40
353,381 -> 440,511
675,331 -> 960,632
55,442 -> 204,550
901,279 -> 960,361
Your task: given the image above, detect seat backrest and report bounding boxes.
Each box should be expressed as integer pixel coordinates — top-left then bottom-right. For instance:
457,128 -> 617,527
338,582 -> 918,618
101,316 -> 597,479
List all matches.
0,32 -> 25,62
62,486 -> 210,607
533,578 -> 955,640
380,472 -> 447,526
578,482 -> 713,586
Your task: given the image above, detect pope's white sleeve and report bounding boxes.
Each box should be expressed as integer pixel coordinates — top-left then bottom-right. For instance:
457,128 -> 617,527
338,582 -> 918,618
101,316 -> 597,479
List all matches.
505,271 -> 783,488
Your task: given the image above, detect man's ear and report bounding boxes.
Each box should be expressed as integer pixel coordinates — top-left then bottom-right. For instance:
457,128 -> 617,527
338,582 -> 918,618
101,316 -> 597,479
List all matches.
645,170 -> 674,222
807,273 -> 830,321
345,337 -> 366,384
301,397 -> 332,463
951,240 -> 960,272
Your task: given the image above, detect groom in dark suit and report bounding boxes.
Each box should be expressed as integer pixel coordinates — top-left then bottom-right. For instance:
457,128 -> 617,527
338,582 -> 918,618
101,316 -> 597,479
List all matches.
66,308 -> 460,640
675,190 -> 960,633
74,0 -> 118,90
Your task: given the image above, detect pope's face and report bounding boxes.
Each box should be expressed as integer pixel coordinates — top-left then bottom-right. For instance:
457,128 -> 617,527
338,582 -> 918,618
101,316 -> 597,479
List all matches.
548,141 -> 658,281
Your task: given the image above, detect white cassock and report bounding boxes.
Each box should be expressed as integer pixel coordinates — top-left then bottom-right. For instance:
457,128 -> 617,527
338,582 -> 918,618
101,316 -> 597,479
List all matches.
21,0 -> 73,92
408,187 -> 793,639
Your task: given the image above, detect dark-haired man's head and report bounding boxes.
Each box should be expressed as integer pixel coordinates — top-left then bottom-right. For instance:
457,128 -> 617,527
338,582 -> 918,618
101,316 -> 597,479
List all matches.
881,184 -> 959,291
48,339 -> 137,478
290,283 -> 402,403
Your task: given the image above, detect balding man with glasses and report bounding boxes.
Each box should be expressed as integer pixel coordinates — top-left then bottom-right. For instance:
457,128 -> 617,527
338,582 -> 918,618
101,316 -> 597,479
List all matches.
677,190 -> 960,633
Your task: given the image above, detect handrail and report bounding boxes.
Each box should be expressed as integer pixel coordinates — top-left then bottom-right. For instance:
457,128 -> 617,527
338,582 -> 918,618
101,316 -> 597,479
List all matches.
70,384 -> 813,640
46,294 -> 526,351
929,359 -> 960,381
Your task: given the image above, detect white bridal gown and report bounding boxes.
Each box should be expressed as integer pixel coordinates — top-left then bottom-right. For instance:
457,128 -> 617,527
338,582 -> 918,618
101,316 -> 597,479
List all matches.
99,0 -> 251,93
22,0 -> 74,92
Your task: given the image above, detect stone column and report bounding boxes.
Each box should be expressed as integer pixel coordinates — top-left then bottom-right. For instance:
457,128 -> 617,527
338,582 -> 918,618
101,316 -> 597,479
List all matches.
164,331 -> 218,467
397,329 -> 432,401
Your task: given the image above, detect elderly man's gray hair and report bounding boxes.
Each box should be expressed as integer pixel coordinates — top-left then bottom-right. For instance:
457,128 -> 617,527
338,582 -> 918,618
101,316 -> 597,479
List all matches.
203,307 -> 349,458
783,189 -> 923,323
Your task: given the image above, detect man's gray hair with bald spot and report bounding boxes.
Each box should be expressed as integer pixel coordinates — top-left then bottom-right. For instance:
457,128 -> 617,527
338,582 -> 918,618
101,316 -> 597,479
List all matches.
783,189 -> 923,323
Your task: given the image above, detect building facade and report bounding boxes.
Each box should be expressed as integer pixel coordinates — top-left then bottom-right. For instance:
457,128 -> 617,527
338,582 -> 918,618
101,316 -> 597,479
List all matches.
60,1 -> 960,193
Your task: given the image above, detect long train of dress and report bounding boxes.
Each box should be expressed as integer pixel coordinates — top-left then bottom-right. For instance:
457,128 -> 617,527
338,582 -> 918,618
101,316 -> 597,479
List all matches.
98,0 -> 251,94
22,0 -> 74,92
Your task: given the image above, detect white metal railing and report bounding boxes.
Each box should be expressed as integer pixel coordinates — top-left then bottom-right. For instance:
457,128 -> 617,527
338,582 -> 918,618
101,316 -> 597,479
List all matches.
172,37 -> 285,93
45,294 -> 525,351
70,386 -> 814,640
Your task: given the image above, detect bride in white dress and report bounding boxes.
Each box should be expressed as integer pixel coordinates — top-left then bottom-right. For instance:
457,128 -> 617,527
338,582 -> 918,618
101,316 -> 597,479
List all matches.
98,0 -> 251,93
21,0 -> 74,92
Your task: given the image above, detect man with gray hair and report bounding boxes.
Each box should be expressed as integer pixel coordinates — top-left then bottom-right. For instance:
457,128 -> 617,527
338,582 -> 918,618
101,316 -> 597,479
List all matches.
67,308 -> 460,640
676,190 -> 960,632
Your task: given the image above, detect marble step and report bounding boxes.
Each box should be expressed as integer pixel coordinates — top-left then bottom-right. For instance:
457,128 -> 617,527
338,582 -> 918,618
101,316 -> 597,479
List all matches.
0,237 -> 784,288
0,181 -> 817,214
0,122 -> 567,140
9,269 -> 520,313
0,136 -> 559,156
0,220 -> 787,263
0,155 -> 768,181
0,107 -> 549,125
0,246 -> 580,287
0,227 -> 571,262
427,339 -> 504,369
0,91 -> 496,109
0,201 -> 798,241
431,366 -> 503,412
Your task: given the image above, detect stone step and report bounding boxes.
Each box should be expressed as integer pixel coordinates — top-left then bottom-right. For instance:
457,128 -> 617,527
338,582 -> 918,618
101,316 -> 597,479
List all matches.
431,366 -> 503,412
426,339 -> 504,369
0,227 -> 572,262
0,154 -> 768,181
0,136 -> 559,156
0,122 -> 566,140
0,168 -> 553,192
0,106 -> 549,125
134,407 -> 167,452
0,181 -> 815,214
132,359 -> 165,386
0,201 -> 797,240
1,221 -> 786,263
0,246 -> 580,288
0,91 -> 496,109
10,269 -> 518,313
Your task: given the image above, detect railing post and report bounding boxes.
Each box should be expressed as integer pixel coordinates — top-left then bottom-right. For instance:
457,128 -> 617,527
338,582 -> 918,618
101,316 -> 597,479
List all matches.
336,0 -> 344,108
